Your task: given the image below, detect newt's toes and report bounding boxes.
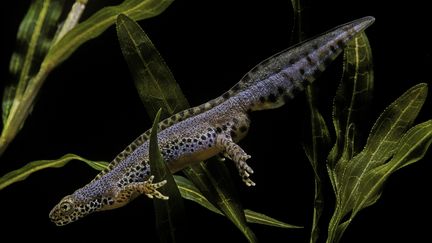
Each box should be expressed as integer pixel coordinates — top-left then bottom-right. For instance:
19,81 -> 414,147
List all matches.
243,178 -> 256,187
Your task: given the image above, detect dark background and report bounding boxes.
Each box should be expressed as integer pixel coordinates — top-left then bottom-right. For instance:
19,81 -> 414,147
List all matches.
0,0 -> 431,242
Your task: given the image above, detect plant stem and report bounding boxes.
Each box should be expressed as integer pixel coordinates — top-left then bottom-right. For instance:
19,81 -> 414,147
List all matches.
0,63 -> 53,156
0,1 -> 86,157
326,202 -> 341,243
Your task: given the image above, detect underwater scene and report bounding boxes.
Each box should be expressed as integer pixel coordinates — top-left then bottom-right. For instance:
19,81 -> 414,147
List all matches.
0,0 -> 430,242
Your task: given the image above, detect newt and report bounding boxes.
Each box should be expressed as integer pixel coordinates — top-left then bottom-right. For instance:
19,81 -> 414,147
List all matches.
50,16 -> 375,226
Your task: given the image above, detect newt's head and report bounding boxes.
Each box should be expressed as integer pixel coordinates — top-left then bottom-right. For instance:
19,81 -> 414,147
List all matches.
49,193 -> 109,226
49,195 -> 85,226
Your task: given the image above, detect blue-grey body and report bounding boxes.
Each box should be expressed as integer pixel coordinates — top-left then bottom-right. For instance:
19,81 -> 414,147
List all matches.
50,16 -> 375,226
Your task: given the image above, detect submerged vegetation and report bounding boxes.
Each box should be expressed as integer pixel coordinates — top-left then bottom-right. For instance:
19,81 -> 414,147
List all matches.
0,1 -> 430,242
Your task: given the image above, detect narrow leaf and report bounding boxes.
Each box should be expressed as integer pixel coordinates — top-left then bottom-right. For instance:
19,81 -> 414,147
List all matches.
329,32 -> 374,172
303,103 -> 330,243
0,151 -> 300,231
289,0 -> 306,44
149,109 -> 188,243
174,175 -> 220,214
199,158 -> 258,242
356,120 -> 432,211
363,83 -> 427,164
291,1 -> 329,242
116,13 -> 189,119
389,119 -> 432,171
0,151 -> 303,231
176,174 -> 300,229
0,154 -> 108,190
243,209 -> 303,229
117,15 -> 257,242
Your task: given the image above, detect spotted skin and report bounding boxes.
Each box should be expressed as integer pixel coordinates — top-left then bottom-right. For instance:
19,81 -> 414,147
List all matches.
50,17 -> 374,226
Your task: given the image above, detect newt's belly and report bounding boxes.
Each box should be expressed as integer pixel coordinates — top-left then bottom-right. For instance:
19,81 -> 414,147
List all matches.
166,145 -> 221,173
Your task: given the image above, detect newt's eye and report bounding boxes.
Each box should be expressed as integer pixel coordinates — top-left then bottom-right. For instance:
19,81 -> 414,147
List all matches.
60,201 -> 72,212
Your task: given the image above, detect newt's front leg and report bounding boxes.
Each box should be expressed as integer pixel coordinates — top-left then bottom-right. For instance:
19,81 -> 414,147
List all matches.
116,175 -> 169,203
217,136 -> 255,186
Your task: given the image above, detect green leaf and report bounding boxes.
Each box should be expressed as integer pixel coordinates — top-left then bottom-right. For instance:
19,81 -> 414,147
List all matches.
297,9 -> 330,243
149,109 -> 188,243
243,210 -> 302,229
1,152 -> 297,232
0,154 -> 108,190
2,0 -> 64,126
303,101 -> 330,243
327,83 -> 429,243
389,120 -> 432,171
356,120 -> 432,211
290,1 -> 329,242
0,0 -> 174,157
326,33 -> 375,242
328,32 -> 374,192
174,175 -> 302,229
45,0 -> 174,67
361,84 -> 427,164
193,158 -> 258,242
116,13 -> 189,119
117,15 -> 257,242
174,175 -> 220,214
289,0 -> 306,43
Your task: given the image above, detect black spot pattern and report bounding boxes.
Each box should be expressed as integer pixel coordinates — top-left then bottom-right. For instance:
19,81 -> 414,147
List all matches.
222,92 -> 230,99
250,65 -> 260,74
306,56 -> 314,65
336,39 -> 344,48
329,45 -> 337,53
242,74 -> 251,82
268,93 -> 277,103
116,163 -> 150,188
231,83 -> 241,92
277,86 -> 284,94
161,129 -> 218,162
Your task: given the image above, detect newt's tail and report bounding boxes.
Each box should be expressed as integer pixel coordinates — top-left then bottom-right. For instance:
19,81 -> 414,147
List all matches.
224,16 -> 375,111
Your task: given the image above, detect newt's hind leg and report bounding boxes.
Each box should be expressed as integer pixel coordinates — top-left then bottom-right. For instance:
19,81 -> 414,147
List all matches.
217,136 -> 255,186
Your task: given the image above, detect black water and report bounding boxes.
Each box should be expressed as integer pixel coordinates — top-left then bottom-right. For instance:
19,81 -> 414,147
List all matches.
0,0 -> 430,242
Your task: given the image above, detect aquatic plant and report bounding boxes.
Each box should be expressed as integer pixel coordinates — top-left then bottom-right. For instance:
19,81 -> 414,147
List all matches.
0,1 -> 430,243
